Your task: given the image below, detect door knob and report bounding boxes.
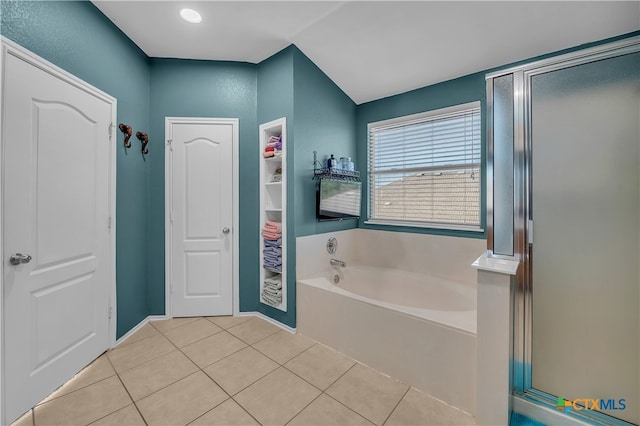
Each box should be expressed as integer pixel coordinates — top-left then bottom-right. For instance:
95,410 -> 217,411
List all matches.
10,253 -> 32,266
222,227 -> 230,234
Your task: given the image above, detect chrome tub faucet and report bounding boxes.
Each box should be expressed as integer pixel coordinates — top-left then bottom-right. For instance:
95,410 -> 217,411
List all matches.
330,258 -> 346,267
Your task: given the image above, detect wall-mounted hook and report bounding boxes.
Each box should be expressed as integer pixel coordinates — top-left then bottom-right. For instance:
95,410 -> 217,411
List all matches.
136,131 -> 149,155
119,123 -> 132,148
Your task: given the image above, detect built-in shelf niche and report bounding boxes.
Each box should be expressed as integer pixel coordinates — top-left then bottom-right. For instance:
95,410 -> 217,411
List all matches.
259,118 -> 287,311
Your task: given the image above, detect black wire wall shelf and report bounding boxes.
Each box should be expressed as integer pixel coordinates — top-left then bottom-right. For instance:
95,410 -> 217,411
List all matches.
313,168 -> 361,182
312,151 -> 360,182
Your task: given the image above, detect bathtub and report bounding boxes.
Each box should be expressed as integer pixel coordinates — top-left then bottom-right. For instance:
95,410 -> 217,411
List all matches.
297,264 -> 477,416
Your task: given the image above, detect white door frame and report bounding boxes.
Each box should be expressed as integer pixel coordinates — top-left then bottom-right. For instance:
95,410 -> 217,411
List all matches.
0,36 -> 117,425
165,117 -> 240,317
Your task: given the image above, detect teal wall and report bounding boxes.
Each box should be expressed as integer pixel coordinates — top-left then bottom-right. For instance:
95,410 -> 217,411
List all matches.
253,46 -> 357,328
293,47 -> 357,237
147,58 -> 258,315
256,47 -> 296,327
355,73 -> 488,240
1,0 -> 152,338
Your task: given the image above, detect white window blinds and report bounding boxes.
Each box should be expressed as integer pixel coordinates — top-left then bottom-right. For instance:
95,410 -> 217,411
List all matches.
368,102 -> 481,229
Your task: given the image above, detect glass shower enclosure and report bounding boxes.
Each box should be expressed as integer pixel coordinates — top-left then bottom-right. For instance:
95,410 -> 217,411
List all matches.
487,37 -> 640,425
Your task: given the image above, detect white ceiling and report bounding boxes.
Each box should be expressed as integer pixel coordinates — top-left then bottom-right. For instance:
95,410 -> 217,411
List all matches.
93,1 -> 639,104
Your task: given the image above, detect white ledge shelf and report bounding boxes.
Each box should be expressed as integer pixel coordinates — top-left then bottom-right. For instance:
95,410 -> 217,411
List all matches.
472,252 -> 519,275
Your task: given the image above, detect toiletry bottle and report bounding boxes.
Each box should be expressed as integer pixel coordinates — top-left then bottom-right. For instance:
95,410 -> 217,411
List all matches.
346,157 -> 354,171
328,154 -> 337,171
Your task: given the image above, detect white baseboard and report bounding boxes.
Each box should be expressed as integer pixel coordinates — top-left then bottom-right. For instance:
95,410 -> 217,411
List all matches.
237,311 -> 297,334
114,315 -> 168,347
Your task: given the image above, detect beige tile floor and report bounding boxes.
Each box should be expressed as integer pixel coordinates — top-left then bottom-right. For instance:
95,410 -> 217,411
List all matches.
12,316 -> 476,426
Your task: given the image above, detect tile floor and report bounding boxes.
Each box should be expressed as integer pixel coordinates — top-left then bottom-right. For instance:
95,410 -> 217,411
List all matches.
12,316 -> 476,426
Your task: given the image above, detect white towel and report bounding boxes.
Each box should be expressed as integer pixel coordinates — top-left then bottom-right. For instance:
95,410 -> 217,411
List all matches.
263,287 -> 282,297
262,292 -> 282,306
264,282 -> 282,290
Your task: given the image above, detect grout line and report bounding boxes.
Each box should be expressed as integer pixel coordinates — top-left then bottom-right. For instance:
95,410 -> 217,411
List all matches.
184,396 -> 233,426
105,354 -> 149,426
322,358 -> 357,390
228,325 -> 282,347
167,326 -> 226,351
109,330 -> 187,375
229,394 -> 264,426
176,329 -> 248,370
203,360 -> 278,398
277,358 -> 362,423
148,316 -> 200,334
121,354 -> 199,403
114,325 -> 162,349
286,341 -> 317,361
283,391 -> 324,426
312,363 -> 385,425
321,392 -> 377,425
381,385 -> 411,426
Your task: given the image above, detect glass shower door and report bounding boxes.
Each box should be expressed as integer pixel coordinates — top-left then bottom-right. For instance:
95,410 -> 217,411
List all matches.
530,52 -> 640,424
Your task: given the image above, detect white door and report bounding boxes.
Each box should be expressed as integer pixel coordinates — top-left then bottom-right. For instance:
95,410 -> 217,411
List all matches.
167,119 -> 235,317
2,41 -> 115,423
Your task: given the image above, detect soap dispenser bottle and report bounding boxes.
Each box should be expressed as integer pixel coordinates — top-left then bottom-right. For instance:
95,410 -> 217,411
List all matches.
327,154 -> 337,171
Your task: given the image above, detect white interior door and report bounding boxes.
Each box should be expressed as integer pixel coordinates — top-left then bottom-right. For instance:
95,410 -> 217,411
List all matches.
167,118 -> 235,317
2,41 -> 115,423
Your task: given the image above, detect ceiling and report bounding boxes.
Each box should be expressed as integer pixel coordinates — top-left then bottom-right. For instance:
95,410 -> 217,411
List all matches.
92,1 -> 639,104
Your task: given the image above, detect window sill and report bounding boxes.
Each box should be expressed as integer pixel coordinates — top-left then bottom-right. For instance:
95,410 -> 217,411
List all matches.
364,219 -> 484,233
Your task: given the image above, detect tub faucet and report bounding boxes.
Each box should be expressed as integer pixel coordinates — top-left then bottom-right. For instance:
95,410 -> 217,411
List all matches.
330,258 -> 346,267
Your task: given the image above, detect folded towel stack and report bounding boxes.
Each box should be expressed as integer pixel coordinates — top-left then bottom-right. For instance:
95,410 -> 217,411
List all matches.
262,221 -> 282,272
264,237 -> 282,247
263,135 -> 283,158
262,275 -> 283,306
262,220 -> 282,241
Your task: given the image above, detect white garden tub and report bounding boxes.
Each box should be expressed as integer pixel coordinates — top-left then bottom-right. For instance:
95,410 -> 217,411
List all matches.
297,264 -> 477,416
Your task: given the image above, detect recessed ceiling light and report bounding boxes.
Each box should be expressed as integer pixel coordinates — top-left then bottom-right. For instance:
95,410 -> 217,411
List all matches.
180,8 -> 202,24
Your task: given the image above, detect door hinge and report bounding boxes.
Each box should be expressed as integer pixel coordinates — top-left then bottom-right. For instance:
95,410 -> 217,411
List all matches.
167,139 -> 173,151
528,219 -> 534,245
109,122 -> 114,140
108,306 -> 113,319
108,216 -> 113,230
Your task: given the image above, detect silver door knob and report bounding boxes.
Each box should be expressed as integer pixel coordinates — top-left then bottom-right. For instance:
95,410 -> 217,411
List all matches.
222,227 -> 230,234
10,253 -> 32,266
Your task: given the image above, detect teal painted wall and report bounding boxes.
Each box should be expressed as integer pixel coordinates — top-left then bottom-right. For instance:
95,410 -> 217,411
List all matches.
355,73 -> 488,240
147,58 -> 258,314
253,46 -> 357,328
293,47 -> 357,237
256,47 -> 296,327
1,1 -> 151,338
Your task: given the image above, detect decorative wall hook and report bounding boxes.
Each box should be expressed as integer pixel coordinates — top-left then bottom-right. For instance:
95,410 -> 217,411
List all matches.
136,131 -> 149,155
118,123 -> 132,148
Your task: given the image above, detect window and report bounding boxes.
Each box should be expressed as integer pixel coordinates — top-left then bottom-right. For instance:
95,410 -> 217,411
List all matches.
367,102 -> 481,230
